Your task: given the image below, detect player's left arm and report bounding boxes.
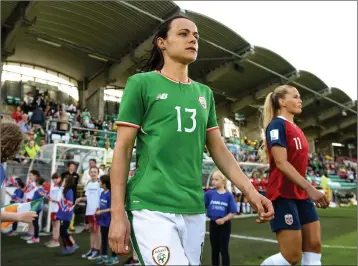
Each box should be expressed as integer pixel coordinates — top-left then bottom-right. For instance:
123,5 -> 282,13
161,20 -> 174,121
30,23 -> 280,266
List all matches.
205,90 -> 273,222
206,130 -> 273,222
206,130 -> 253,197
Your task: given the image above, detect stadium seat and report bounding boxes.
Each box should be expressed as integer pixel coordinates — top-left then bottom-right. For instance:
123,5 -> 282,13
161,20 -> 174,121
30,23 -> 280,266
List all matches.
6,96 -> 14,105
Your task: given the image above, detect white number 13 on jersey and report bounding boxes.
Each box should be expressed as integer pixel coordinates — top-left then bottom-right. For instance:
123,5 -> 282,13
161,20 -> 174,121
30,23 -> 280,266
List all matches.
293,137 -> 302,150
175,106 -> 197,133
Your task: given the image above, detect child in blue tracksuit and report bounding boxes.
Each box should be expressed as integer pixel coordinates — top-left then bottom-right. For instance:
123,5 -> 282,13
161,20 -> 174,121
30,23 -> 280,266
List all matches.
26,176 -> 46,244
95,175 -> 119,265
7,178 -> 25,236
205,170 -> 238,266
57,175 -> 79,255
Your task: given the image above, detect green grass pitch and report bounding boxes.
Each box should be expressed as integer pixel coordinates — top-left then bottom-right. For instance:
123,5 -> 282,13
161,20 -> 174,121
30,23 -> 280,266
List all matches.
2,207 -> 356,265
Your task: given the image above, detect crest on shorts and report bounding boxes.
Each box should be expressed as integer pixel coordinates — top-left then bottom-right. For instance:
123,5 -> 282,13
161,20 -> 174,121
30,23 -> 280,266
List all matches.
284,214 -> 293,225
152,246 -> 170,266
198,96 -> 207,109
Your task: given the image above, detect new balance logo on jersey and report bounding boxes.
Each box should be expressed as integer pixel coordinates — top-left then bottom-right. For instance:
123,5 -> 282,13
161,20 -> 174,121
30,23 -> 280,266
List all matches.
156,93 -> 168,100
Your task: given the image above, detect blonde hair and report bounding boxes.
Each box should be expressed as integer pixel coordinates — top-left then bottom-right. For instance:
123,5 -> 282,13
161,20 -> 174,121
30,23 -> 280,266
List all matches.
210,168 -> 228,190
259,85 -> 294,163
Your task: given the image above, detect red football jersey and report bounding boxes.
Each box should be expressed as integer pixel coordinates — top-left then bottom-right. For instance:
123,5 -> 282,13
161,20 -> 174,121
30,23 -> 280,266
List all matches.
265,116 -> 309,200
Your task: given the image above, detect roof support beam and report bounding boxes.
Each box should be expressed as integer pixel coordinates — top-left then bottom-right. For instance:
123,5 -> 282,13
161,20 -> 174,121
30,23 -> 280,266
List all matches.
203,47 -> 254,83
230,81 -> 281,113
300,100 -> 355,130
2,1 -> 39,61
108,35 -> 154,87
107,4 -> 181,87
301,87 -> 332,108
320,116 -> 356,138
339,133 -> 356,143
205,62 -> 232,83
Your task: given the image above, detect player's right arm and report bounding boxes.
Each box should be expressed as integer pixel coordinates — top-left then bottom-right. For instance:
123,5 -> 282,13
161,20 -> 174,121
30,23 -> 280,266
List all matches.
267,120 -> 329,208
110,76 -> 144,255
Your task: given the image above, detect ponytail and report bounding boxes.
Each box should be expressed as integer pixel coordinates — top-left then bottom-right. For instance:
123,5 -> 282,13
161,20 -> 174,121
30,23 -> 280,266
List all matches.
141,45 -> 164,72
259,85 -> 292,163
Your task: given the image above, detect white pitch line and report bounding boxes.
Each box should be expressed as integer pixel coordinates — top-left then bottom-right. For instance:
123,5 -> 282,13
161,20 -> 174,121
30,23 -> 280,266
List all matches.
205,232 -> 357,249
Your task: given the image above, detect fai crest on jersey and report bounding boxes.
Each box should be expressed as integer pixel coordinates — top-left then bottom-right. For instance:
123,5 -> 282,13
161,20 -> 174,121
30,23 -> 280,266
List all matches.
284,214 -> 293,225
198,96 -> 207,109
152,246 -> 170,266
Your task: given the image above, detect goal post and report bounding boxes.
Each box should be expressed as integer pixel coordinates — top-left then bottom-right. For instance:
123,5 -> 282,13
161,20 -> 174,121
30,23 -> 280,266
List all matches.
27,143 -> 107,233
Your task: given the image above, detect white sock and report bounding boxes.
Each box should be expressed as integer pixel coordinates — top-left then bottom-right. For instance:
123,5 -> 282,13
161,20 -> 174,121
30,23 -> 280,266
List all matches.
302,252 -> 321,265
242,203 -> 246,213
247,203 -> 251,213
261,253 -> 291,266
237,202 -> 241,213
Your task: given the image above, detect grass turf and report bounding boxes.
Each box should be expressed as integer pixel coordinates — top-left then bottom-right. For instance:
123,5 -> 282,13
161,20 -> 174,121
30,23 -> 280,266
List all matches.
2,206 -> 356,265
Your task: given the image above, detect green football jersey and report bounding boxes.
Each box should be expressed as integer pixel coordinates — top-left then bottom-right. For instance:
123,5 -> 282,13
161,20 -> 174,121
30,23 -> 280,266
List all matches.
116,71 -> 218,214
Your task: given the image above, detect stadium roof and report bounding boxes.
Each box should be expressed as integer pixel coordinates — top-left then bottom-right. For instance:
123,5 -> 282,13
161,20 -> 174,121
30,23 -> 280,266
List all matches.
1,1 -> 356,144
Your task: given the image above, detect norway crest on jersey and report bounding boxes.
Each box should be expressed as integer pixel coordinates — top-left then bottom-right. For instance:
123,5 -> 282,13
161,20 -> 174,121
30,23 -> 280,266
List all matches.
198,96 -> 207,109
152,246 -> 170,266
284,214 -> 293,225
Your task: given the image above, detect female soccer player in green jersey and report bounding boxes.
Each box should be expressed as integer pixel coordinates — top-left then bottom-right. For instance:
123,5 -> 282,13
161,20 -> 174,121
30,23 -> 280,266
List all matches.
109,15 -> 274,265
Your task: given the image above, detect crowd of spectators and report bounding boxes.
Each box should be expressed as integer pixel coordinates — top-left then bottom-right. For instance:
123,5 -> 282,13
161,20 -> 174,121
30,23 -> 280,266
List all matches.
307,153 -> 357,183
4,91 -> 357,181
5,90 -> 118,162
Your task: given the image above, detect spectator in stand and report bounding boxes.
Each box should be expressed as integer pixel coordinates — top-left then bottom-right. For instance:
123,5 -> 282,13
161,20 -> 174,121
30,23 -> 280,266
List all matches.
87,119 -> 95,129
30,105 -> 45,127
80,133 -> 91,146
12,106 -> 23,123
74,109 -> 82,125
61,161 -> 80,232
44,105 -> 52,119
53,105 -> 62,120
18,114 -> 30,133
19,100 -> 29,114
32,93 -> 45,109
82,108 -> 91,126
39,138 -> 47,147
72,131 -> 80,143
104,142 -> 113,167
22,139 -> 40,160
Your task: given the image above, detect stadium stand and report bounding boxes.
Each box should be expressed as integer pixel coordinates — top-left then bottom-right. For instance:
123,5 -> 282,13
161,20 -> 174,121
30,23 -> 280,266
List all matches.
1,0 -> 357,197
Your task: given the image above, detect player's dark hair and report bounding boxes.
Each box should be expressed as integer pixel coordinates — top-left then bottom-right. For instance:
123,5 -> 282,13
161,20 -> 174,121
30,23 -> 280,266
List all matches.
89,159 -> 96,164
259,85 -> 293,163
142,15 -> 194,72
100,175 -> 111,191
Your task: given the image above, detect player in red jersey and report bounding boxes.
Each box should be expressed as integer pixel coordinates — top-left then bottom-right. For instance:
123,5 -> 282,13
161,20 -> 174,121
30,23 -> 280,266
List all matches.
260,85 -> 329,266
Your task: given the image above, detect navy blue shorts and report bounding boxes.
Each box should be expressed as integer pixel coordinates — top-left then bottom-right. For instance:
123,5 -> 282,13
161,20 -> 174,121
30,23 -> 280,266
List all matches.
270,197 -> 319,233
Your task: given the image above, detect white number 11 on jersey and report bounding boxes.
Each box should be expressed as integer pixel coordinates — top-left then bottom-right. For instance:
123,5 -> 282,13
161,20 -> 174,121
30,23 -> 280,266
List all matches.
175,106 -> 197,133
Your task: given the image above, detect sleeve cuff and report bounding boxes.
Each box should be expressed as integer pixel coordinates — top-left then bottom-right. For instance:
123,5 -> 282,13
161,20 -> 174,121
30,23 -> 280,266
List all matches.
206,126 -> 219,132
115,121 -> 140,129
